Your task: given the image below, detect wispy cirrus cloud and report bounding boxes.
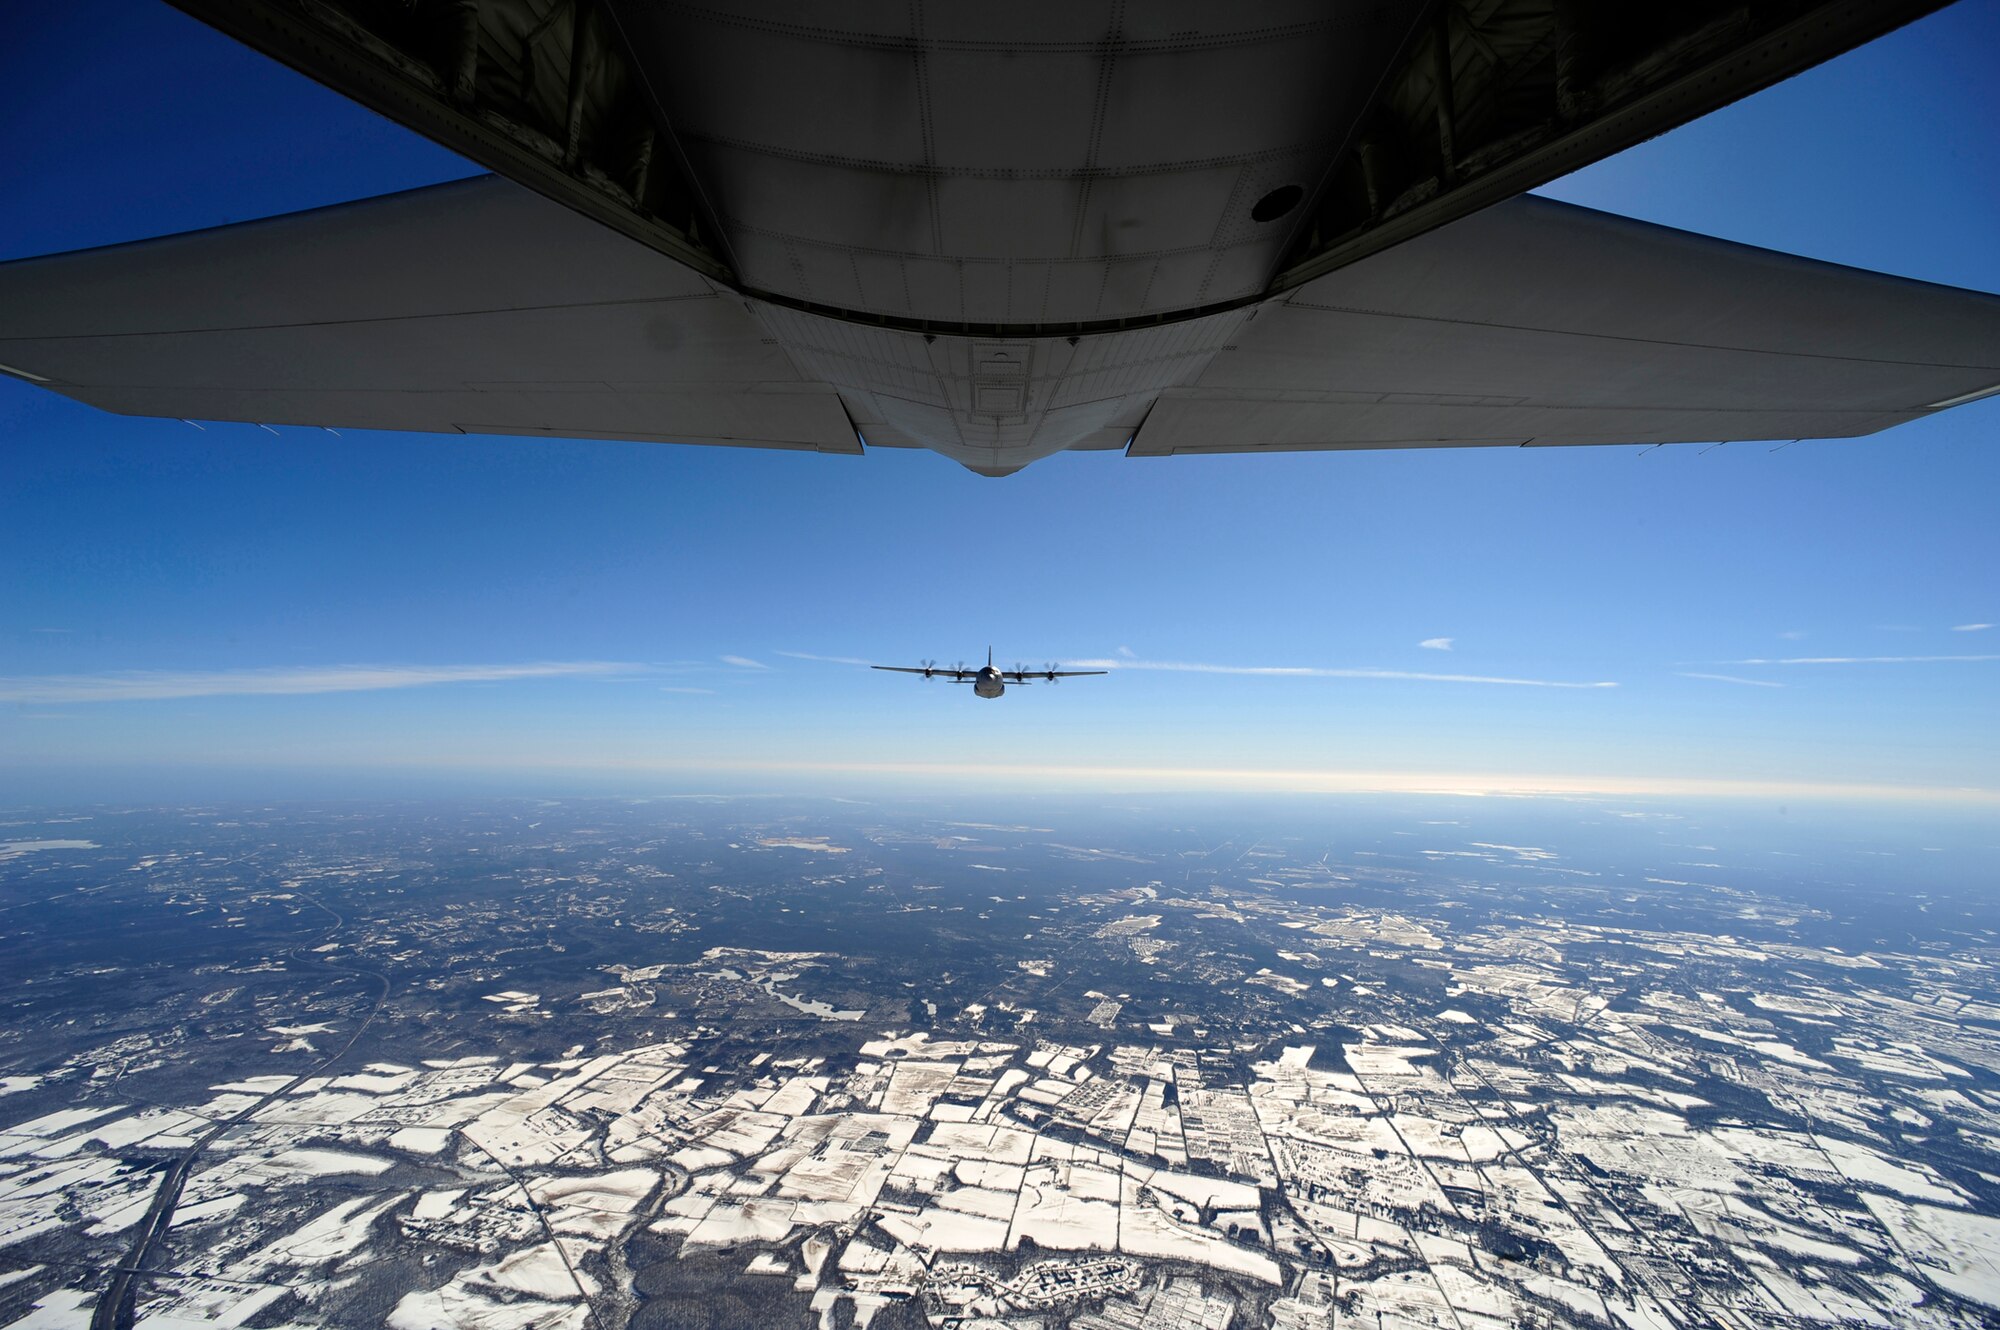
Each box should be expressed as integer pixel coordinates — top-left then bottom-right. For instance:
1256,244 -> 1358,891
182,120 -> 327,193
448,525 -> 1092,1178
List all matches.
659,685 -> 717,695
1722,654 -> 2000,666
1678,672 -> 1785,688
1953,623 -> 1994,633
1064,658 -> 1615,689
0,661 -> 637,704
719,655 -> 770,670
1419,637 -> 1454,651
773,650 -> 875,667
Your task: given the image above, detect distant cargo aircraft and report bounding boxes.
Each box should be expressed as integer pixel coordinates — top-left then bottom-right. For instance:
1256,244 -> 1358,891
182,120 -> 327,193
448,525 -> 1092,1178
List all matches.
874,650 -> 1106,700
3,2 -> 1997,475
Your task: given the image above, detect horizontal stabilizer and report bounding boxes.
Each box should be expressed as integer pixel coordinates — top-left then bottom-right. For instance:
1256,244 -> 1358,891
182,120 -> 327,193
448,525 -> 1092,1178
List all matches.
0,176 -> 859,454
1130,195 -> 2000,457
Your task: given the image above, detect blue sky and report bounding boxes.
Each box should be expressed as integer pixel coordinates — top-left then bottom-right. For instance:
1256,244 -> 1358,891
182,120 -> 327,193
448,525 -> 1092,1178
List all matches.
2,1 -> 1997,805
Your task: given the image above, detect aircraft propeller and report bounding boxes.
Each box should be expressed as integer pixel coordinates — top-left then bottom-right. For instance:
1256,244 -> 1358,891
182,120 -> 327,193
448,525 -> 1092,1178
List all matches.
920,658 -> 936,679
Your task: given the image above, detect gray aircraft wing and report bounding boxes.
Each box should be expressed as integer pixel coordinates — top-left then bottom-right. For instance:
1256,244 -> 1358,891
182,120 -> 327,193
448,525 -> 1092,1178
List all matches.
871,666 -> 973,682
1127,194 -> 2000,458
0,175 -> 859,455
1002,670 -> 1108,682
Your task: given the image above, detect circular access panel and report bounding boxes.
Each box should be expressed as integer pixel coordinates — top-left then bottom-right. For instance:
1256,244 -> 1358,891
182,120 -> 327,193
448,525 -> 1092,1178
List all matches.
1251,184 -> 1305,223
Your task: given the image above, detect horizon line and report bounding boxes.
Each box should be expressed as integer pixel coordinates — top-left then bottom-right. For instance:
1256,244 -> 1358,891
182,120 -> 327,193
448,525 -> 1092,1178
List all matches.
7,756 -> 1992,807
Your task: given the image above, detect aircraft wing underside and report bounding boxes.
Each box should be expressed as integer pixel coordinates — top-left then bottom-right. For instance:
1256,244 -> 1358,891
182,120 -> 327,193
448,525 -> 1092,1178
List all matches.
2,175 -> 1997,474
